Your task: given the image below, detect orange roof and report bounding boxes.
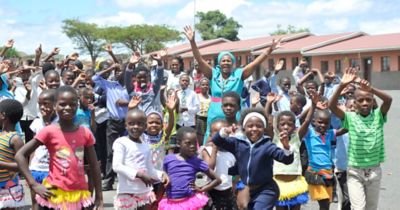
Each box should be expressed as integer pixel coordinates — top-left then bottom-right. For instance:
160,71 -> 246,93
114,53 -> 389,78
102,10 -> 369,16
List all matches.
303,33 -> 400,55
146,38 -> 230,57
252,32 -> 365,55
179,33 -> 307,58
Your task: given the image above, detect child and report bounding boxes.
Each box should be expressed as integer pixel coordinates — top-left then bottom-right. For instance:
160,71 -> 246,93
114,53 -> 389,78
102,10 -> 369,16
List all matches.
112,109 -> 169,210
61,70 -> 76,86
159,127 -> 222,210
75,87 -> 96,131
303,108 -> 340,210
196,77 -> 211,146
328,68 -> 392,210
0,99 -> 26,209
213,108 -> 294,209
273,91 -> 319,210
334,98 -> 355,210
15,86 -> 103,209
201,119 -> 236,210
141,94 -> 177,208
44,70 -> 61,90
176,74 -> 199,129
28,90 -> 58,210
126,52 -> 165,115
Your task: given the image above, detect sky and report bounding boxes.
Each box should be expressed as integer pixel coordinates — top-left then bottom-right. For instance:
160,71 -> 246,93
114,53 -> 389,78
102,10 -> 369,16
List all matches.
0,0 -> 399,56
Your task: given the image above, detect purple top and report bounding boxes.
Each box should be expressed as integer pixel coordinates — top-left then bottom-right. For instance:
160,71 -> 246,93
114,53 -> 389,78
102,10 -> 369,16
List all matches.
163,154 -> 209,199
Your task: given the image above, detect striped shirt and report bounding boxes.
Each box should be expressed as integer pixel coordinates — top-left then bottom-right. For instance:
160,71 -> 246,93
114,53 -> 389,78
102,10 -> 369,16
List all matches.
0,132 -> 18,184
343,109 -> 386,168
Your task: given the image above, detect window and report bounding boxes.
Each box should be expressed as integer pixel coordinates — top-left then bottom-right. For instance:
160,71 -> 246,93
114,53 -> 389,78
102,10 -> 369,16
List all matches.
292,57 -> 299,70
349,59 -> 358,68
268,58 -> 274,70
279,58 -> 287,70
321,61 -> 329,73
381,56 -> 390,71
335,60 -> 342,74
247,55 -> 253,64
236,56 -> 242,67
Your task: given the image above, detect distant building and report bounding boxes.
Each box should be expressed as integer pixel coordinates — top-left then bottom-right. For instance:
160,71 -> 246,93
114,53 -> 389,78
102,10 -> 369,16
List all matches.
151,32 -> 400,89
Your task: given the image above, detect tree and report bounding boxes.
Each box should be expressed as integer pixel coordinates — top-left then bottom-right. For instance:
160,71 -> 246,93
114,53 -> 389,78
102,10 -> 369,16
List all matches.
195,10 -> 242,41
270,24 -> 310,35
0,47 -> 20,58
100,24 -> 181,54
62,19 -> 104,66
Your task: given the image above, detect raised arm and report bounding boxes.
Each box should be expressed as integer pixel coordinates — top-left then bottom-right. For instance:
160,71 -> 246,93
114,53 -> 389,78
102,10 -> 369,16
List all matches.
242,38 -> 281,80
103,44 -> 119,64
164,94 -> 178,139
43,47 -> 60,63
328,68 -> 357,120
183,26 -> 212,79
0,39 -> 14,58
359,79 -> 392,116
298,91 -> 318,139
34,44 -> 42,67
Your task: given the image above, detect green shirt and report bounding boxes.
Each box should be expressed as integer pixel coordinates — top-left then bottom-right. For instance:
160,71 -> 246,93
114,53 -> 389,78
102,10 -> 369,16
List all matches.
343,109 -> 386,168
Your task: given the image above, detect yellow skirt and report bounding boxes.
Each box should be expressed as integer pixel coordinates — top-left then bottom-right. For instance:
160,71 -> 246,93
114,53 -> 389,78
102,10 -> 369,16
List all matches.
35,178 -> 93,210
274,175 -> 308,201
308,184 -> 333,202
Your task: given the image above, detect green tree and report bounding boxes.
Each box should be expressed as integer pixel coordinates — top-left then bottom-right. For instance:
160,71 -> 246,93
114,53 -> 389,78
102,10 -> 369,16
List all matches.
270,24 -> 310,35
100,24 -> 181,54
195,10 -> 242,41
62,19 -> 104,66
0,47 -> 20,58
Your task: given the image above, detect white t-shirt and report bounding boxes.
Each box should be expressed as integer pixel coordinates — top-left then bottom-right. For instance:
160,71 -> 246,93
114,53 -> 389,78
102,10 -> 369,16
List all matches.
201,146 -> 236,191
112,136 -> 163,194
29,117 -> 57,171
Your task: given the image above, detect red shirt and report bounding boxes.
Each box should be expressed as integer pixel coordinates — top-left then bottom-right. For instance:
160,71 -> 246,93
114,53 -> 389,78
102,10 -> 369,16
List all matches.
35,125 -> 95,191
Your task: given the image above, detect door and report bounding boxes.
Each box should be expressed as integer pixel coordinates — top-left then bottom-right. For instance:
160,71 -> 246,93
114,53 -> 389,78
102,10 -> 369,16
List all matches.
362,57 -> 372,82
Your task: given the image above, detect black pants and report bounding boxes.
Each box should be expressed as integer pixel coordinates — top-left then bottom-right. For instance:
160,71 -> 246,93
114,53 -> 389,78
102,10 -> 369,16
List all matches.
336,171 -> 351,210
209,188 -> 236,210
103,119 -> 126,187
20,119 -> 34,142
94,120 -> 108,176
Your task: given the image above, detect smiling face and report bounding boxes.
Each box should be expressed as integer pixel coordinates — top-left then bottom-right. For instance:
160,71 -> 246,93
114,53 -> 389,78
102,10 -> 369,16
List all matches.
45,73 -> 61,89
304,82 -> 318,95
125,110 -> 147,140
146,113 -> 162,136
38,93 -> 55,118
179,132 -> 197,158
219,55 -> 233,75
354,89 -> 374,116
136,70 -> 149,88
200,79 -> 210,94
170,59 -> 180,74
62,71 -> 75,86
55,91 -> 78,121
244,116 -> 265,143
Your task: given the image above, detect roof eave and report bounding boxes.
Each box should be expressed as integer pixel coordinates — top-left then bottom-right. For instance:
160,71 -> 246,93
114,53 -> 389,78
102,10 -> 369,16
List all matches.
303,46 -> 400,56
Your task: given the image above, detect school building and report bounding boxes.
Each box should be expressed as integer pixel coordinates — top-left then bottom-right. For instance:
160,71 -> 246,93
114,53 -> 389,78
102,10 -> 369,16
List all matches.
155,31 -> 400,89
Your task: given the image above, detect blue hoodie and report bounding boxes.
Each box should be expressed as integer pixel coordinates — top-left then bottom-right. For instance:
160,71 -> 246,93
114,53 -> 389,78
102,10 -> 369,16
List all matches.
212,132 -> 293,186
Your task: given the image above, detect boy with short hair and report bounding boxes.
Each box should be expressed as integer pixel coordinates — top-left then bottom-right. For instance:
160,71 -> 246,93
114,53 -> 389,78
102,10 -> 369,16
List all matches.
328,68 -> 392,210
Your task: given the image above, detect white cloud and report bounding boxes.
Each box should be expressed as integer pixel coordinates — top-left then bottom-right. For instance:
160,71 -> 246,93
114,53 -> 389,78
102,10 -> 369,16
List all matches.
114,0 -> 182,8
306,0 -> 373,16
176,0 -> 251,21
360,18 -> 400,34
87,12 -> 145,26
324,18 -> 350,32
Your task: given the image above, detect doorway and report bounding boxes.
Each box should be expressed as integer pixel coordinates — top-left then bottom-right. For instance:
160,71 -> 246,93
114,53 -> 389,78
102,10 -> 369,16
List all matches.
362,57 -> 372,82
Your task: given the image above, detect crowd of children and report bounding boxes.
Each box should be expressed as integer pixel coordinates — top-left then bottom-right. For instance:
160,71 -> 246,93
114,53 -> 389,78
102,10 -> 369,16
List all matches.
0,25 -> 393,210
